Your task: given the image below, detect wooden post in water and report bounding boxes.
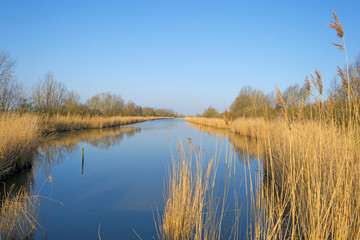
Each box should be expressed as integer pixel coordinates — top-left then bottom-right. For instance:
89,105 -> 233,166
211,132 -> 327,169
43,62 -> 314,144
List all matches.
81,148 -> 85,175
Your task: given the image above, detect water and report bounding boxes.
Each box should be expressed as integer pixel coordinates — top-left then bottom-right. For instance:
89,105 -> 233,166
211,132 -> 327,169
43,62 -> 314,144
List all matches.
2,119 -> 261,239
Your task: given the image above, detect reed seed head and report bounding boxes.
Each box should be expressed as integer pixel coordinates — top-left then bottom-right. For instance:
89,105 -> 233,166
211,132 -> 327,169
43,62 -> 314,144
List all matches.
315,68 -> 323,95
304,75 -> 311,95
275,85 -> 288,119
337,66 -> 346,83
331,43 -> 344,51
329,10 -> 344,39
224,107 -> 229,125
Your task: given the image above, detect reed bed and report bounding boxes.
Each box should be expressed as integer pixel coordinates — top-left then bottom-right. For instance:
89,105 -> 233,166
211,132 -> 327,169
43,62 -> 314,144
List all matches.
156,139 -> 239,240
187,121 -> 262,159
185,115 -> 360,239
0,186 -> 38,239
185,117 -> 267,139
0,112 -> 165,179
42,114 -> 164,133
0,113 -> 41,178
0,113 -> 161,238
249,118 -> 360,239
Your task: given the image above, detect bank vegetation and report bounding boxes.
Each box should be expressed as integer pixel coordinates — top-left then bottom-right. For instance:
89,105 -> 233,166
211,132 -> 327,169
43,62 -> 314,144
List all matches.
180,11 -> 360,239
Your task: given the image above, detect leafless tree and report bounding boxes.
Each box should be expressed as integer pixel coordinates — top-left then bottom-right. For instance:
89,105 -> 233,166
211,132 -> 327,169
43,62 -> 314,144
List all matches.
31,72 -> 68,113
0,51 -> 21,111
86,92 -> 124,116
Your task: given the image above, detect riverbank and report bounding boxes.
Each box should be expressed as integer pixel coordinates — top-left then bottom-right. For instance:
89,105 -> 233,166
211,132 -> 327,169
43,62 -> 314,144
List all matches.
185,117 -> 360,239
185,117 -> 267,138
0,113 -> 169,180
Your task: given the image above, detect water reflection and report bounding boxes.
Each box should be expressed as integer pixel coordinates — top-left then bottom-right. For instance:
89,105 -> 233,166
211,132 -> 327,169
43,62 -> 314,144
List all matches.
42,126 -> 141,150
0,120 -> 268,239
0,127 -> 142,237
186,122 -> 264,163
38,127 -> 141,174
0,167 -> 37,240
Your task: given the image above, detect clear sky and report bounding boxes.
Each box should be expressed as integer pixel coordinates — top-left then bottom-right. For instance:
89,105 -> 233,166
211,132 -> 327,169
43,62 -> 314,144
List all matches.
1,1 -> 360,115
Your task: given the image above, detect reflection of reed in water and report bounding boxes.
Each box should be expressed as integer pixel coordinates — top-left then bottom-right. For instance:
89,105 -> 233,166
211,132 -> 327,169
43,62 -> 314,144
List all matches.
42,126 -> 141,149
0,186 -> 38,240
38,127 -> 141,174
0,158 -> 38,238
0,171 -> 38,240
187,122 -> 264,163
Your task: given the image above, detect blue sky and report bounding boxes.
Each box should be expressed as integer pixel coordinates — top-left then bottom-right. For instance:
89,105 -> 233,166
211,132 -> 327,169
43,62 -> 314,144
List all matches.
1,1 -> 360,115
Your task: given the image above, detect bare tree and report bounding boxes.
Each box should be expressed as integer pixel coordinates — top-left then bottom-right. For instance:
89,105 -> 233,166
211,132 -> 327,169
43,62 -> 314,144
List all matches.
31,72 -> 68,113
86,92 -> 124,116
0,51 -> 21,111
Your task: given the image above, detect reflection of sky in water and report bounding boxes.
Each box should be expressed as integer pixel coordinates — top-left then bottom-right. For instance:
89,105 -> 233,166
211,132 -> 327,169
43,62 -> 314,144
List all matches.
3,119 -> 261,240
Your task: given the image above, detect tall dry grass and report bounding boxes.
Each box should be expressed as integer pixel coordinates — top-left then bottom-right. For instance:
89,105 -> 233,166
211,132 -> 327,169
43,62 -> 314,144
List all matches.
0,113 -> 159,238
156,138 -> 239,240
185,117 -> 267,139
0,113 -> 165,178
187,121 -> 262,159
186,115 -> 360,239
42,114 -> 165,133
0,113 -> 41,178
183,11 -> 360,239
248,119 -> 360,239
0,186 -> 39,239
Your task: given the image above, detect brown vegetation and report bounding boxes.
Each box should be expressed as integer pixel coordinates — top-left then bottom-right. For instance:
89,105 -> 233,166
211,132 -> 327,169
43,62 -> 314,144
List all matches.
0,112 -> 167,180
181,10 -> 360,239
0,186 -> 38,239
0,113 -> 41,179
185,117 -> 267,139
156,139 -> 239,240
41,114 -> 163,132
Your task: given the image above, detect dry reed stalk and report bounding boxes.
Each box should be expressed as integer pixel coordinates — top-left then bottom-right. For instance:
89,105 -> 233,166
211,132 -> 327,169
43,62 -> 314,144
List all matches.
0,186 -> 39,239
157,139 -> 238,240
329,10 -> 352,126
43,114 -> 166,133
184,117 -> 267,139
187,116 -> 360,239
252,119 -> 360,239
185,10 -> 360,240
275,86 -> 289,124
0,113 -> 41,177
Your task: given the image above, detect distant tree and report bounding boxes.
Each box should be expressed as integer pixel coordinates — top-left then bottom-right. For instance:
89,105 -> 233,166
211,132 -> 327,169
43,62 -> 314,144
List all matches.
122,101 -> 143,116
31,72 -> 68,113
329,54 -> 360,122
281,84 -> 308,107
202,106 -> 219,118
18,86 -> 32,112
278,84 -> 309,121
86,92 -> 124,116
63,90 -> 82,114
155,108 -> 176,117
142,107 -> 156,116
230,86 -> 271,118
0,51 -> 22,111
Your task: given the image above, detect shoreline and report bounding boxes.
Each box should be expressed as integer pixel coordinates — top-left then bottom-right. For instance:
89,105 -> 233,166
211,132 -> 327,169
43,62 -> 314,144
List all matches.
0,114 -> 173,181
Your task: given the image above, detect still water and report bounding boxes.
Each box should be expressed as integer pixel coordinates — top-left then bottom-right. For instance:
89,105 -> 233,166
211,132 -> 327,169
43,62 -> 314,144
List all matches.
3,119 -> 261,239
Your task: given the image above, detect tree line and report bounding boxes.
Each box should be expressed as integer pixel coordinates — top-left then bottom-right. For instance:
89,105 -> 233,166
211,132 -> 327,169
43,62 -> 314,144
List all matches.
201,54 -> 360,123
0,51 -> 180,117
